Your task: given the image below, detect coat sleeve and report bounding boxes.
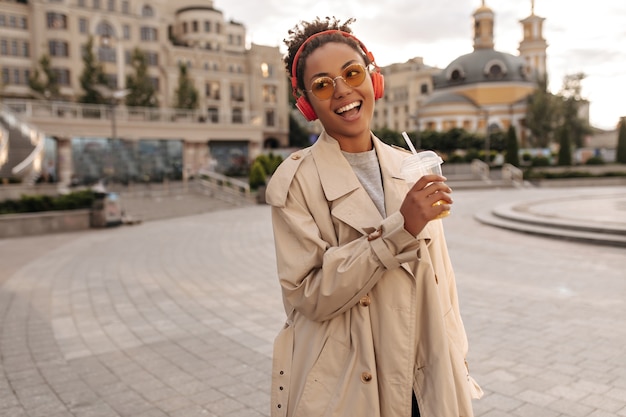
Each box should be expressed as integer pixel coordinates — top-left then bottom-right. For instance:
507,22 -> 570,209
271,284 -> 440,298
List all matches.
269,172 -> 420,322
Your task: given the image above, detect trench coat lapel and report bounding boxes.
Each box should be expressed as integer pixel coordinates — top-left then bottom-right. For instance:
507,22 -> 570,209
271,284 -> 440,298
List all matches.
311,131 -> 433,241
311,132 -> 382,233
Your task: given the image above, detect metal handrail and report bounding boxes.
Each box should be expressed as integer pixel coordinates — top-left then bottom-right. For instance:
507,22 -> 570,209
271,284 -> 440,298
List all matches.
197,169 -> 250,197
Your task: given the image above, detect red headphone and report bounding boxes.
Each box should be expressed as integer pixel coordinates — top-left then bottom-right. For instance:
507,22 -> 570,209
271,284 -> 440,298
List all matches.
290,30 -> 385,122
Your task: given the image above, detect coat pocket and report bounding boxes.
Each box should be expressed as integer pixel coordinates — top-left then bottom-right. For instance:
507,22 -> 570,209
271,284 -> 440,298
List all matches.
293,336 -> 350,417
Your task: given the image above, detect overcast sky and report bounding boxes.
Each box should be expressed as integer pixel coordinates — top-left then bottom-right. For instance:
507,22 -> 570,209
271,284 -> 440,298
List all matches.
219,0 -> 626,131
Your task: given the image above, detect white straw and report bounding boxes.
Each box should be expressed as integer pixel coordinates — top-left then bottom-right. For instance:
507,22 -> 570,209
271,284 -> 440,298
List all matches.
402,131 -> 418,155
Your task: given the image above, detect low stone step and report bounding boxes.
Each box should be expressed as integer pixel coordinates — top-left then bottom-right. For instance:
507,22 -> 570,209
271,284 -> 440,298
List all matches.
474,209 -> 626,247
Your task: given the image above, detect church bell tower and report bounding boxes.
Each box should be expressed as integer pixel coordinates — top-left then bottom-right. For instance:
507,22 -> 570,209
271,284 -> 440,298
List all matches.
518,0 -> 548,81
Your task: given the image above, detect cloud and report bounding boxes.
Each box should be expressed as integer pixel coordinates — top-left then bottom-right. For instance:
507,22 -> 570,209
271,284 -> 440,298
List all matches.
216,0 -> 626,130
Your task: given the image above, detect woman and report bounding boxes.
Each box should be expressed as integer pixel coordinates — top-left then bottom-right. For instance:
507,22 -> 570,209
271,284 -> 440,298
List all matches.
266,17 -> 482,417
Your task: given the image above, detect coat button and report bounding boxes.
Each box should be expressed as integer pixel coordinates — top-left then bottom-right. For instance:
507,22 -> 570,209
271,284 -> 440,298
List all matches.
359,295 -> 371,307
361,372 -> 373,383
291,154 -> 301,160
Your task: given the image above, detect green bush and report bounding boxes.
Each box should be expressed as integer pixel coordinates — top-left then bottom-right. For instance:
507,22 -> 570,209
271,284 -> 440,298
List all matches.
248,160 -> 267,190
249,153 -> 283,190
464,149 -> 480,162
585,156 -> 605,165
447,153 -> 465,164
0,189 -> 96,214
531,156 -> 551,167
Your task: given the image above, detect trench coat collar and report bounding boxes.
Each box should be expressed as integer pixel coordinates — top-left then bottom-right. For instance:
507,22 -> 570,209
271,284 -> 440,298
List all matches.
310,131 -> 416,236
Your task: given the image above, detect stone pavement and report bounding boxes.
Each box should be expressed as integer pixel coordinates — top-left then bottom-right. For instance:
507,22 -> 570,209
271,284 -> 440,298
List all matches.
0,186 -> 625,417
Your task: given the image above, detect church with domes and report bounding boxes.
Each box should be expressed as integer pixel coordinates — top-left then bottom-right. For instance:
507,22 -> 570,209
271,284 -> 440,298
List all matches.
373,1 -> 548,147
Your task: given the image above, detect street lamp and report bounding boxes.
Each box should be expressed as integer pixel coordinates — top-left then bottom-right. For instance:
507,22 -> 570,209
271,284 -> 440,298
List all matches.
93,84 -> 129,180
409,112 -> 421,150
482,108 -> 490,165
93,84 -> 129,143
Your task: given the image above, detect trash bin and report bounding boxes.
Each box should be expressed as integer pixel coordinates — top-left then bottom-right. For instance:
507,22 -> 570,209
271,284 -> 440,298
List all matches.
91,192 -> 123,227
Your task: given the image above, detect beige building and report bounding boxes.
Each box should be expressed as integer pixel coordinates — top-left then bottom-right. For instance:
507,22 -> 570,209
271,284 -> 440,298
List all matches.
373,0 -> 548,147
0,0 -> 288,182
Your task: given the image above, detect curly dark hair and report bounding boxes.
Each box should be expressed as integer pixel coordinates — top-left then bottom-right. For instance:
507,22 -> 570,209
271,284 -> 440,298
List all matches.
283,17 -> 371,93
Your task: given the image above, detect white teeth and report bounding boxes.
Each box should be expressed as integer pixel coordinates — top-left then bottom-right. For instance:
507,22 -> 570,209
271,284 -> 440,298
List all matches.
336,101 -> 360,114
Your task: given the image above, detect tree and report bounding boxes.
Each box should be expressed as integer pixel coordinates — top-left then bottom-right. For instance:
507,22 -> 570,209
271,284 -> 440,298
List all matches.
28,54 -> 60,99
173,62 -> 198,109
125,48 -> 158,107
556,125 -> 572,166
78,36 -> 108,104
504,125 -> 520,166
617,117 -> 626,164
288,113 -> 310,148
525,75 -> 556,147
557,73 -> 592,149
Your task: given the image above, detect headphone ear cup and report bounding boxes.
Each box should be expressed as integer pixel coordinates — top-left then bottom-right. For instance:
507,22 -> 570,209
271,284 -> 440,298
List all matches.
296,96 -> 318,121
371,72 -> 385,100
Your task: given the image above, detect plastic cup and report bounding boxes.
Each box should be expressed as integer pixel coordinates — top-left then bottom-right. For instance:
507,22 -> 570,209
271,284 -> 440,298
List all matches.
400,150 -> 450,219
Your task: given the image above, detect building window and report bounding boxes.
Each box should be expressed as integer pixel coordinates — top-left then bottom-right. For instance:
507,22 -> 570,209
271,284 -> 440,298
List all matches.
140,27 -> 157,41
148,76 -> 159,90
487,64 -> 503,78
141,5 -> 154,17
22,41 -> 29,57
145,51 -> 158,66
47,12 -> 68,29
123,24 -> 130,39
230,84 -> 244,101
262,85 -> 277,103
97,45 -> 116,62
0,40 -> 7,55
204,21 -> 211,32
93,0 -> 100,9
232,108 -> 243,124
53,68 -> 71,85
48,40 -> 69,57
207,107 -> 218,123
260,62 -> 272,78
96,21 -> 115,37
78,0 -> 86,7
182,22 -> 188,34
18,16 -> 27,30
484,60 -> 507,79
121,1 -> 129,14
107,0 -> 115,12
0,67 -> 31,86
79,18 -> 88,34
420,83 -> 428,94
205,81 -> 220,100
265,110 -> 275,127
12,68 -> 20,85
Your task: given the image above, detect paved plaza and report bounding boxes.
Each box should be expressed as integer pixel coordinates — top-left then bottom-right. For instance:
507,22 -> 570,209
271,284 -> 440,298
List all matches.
0,186 -> 625,417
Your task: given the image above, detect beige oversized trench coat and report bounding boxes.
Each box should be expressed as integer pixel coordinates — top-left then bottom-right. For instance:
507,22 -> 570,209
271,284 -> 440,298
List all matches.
266,132 -> 482,417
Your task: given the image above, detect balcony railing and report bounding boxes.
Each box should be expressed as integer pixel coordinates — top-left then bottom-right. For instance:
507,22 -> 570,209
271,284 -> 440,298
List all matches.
2,99 -> 259,126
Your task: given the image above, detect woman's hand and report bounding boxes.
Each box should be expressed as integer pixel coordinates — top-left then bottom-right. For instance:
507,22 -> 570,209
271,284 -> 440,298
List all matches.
400,174 -> 452,236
